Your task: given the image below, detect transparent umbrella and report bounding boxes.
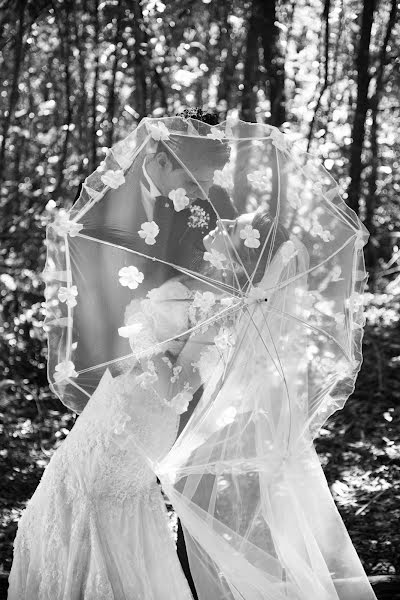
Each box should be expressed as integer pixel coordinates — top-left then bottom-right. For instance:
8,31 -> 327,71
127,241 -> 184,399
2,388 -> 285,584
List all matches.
42,116 -> 374,600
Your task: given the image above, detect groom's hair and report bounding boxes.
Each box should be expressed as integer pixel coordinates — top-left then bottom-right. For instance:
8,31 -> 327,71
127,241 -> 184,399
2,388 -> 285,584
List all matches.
175,107 -> 219,126
153,107 -> 230,172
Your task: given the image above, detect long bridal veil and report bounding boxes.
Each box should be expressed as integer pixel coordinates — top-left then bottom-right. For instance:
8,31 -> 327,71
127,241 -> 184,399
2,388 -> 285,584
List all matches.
42,116 -> 375,600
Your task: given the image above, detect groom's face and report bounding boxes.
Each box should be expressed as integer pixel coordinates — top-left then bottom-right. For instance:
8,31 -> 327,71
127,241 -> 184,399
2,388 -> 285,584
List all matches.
152,151 -> 217,200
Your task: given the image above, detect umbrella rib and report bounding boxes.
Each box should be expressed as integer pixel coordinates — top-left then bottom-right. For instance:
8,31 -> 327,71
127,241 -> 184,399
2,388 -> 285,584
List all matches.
263,304 -> 352,362
74,232 -> 238,295
249,145 -> 282,290
259,235 -> 357,294
71,133 -> 152,223
75,301 -> 244,375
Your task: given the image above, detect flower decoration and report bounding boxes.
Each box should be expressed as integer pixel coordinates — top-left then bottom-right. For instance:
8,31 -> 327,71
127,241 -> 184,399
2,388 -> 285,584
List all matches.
330,266 -> 344,282
168,188 -> 190,212
188,205 -> 210,229
170,365 -> 182,383
269,128 -> 292,154
203,249 -> 227,270
118,265 -> 144,289
58,285 -> 79,308
280,240 -> 299,266
207,127 -> 225,141
148,121 -> 170,141
54,359 -> 77,383
192,291 -> 216,314
52,209 -> 83,237
213,167 -> 233,190
100,169 -> 125,189
169,388 -> 193,414
240,225 -> 260,248
138,221 -> 159,245
118,322 -> 143,338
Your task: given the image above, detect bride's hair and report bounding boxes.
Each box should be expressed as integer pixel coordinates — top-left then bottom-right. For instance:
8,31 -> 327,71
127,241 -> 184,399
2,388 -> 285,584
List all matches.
233,210 -> 290,287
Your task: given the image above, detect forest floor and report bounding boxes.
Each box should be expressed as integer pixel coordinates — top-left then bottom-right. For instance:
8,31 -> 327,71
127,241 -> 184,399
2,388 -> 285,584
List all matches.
0,289 -> 399,586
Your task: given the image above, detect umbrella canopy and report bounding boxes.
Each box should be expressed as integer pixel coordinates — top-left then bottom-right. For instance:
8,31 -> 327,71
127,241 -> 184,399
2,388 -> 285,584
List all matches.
42,116 -> 373,600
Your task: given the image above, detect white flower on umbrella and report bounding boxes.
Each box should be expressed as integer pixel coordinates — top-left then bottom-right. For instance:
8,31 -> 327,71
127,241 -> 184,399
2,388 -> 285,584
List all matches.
280,240 -> 299,265
169,389 -> 193,414
58,285 -> 79,308
213,167 -> 233,190
54,359 -> 77,383
331,266 -> 344,282
148,121 -> 170,141
168,188 -> 190,212
118,265 -> 144,289
100,169 -> 125,189
52,209 -> 83,237
269,128 -> 292,153
240,225 -> 260,248
203,249 -> 227,270
207,127 -> 225,141
118,322 -> 143,338
138,221 -> 159,245
193,291 -> 216,314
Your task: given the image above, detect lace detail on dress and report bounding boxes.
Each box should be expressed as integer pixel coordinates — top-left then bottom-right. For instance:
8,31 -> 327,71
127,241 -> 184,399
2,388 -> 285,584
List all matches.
9,366 -> 181,599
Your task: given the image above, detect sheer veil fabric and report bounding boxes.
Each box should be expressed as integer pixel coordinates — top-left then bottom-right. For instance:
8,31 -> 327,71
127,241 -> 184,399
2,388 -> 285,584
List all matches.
42,116 -> 376,600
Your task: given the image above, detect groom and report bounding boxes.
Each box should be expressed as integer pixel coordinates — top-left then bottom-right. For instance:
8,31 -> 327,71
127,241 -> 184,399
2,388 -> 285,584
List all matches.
71,111 -> 235,372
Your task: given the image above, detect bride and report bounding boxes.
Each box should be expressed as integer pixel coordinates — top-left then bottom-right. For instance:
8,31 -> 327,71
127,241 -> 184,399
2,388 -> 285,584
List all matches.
8,116 -> 377,600
7,206 -> 287,599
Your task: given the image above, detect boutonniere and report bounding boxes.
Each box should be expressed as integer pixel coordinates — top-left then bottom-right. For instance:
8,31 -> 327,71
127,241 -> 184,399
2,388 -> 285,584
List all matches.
187,204 -> 210,230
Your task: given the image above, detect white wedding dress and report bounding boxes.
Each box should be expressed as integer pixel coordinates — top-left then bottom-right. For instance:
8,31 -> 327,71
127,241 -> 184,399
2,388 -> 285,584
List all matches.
8,280 -> 196,600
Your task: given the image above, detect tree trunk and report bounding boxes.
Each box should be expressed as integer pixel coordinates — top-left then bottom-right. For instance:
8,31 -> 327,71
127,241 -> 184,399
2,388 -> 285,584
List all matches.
346,0 -> 377,215
260,0 -> 286,127
240,0 -> 261,122
365,0 -> 397,285
0,0 -> 27,186
90,0 -> 100,171
131,1 -> 148,119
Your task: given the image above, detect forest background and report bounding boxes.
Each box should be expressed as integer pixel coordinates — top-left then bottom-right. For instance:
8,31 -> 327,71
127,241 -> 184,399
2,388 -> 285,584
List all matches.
0,0 -> 399,596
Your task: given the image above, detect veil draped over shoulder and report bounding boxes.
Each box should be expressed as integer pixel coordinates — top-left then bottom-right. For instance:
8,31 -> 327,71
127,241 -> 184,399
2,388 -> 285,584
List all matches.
42,117 -> 375,600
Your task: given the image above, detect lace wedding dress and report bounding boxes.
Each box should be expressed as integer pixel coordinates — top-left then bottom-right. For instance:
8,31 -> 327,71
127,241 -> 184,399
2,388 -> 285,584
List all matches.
8,280 -> 196,600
